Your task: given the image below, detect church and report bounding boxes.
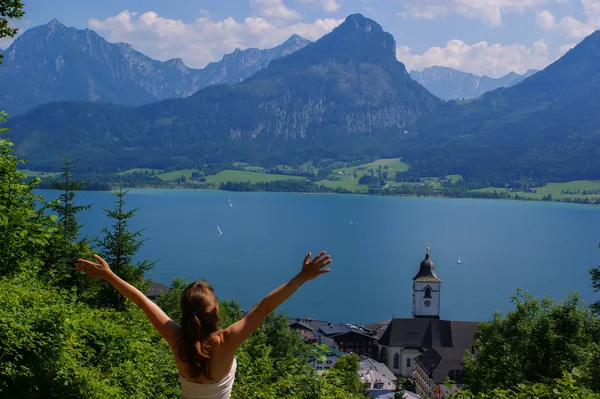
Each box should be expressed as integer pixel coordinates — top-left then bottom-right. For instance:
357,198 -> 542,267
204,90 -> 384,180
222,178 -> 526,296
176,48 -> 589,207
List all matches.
377,248 -> 479,398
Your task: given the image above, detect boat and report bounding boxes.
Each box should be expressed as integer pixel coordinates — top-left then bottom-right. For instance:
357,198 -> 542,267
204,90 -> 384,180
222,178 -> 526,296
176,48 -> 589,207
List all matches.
217,225 -> 223,235
229,198 -> 233,207
457,257 -> 461,264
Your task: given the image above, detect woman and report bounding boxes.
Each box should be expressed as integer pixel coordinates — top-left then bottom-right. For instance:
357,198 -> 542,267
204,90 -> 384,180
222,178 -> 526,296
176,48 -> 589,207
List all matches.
75,251 -> 332,399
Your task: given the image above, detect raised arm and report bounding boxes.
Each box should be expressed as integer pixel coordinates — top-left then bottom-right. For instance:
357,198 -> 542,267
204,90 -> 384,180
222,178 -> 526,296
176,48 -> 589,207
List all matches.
222,251 -> 332,350
75,254 -> 181,348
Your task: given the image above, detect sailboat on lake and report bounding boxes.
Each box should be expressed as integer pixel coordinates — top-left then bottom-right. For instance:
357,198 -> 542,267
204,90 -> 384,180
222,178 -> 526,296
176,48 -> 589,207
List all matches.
217,225 -> 223,235
457,257 -> 461,264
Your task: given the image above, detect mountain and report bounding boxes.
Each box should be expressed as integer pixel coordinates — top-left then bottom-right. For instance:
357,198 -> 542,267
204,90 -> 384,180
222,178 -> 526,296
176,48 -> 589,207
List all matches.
410,66 -> 538,100
199,34 -> 311,87
400,31 -> 600,181
8,14 -> 441,172
0,19 -> 310,116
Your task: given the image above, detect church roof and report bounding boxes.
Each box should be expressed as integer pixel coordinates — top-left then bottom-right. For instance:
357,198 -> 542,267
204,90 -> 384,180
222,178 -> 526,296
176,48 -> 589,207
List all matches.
378,318 -> 478,354
413,250 -> 441,283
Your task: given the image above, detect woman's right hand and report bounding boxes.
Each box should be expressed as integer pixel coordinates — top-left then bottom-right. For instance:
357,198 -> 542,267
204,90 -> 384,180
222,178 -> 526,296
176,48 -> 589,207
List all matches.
299,251 -> 332,282
75,254 -> 113,280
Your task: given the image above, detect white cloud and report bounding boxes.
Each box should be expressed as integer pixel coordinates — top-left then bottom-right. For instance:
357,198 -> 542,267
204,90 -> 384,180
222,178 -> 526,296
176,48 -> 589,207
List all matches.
559,42 -> 577,55
251,0 -> 301,20
89,10 -> 342,68
298,0 -> 342,12
536,0 -> 600,39
397,38 -> 551,77
398,0 -> 554,26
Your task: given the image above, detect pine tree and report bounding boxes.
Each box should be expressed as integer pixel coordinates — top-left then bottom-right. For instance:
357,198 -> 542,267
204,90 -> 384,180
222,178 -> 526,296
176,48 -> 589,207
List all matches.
590,242 -> 600,314
43,153 -> 94,292
50,154 -> 91,241
96,184 -> 154,310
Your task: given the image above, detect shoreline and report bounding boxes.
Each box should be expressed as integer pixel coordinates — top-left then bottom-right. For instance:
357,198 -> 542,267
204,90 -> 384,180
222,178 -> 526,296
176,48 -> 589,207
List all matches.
36,183 -> 600,207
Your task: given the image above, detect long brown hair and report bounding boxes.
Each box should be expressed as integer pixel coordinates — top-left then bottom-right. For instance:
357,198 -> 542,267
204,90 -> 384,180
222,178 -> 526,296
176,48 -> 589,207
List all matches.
178,281 -> 220,380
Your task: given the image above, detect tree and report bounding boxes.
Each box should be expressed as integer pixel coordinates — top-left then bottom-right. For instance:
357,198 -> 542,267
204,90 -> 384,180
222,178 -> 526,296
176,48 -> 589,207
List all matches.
0,1 -> 25,63
590,242 -> 600,314
394,377 -> 405,399
50,154 -> 91,241
0,113 -> 56,278
156,276 -> 191,322
462,289 -> 600,394
324,354 -> 370,397
447,369 -> 597,398
95,185 -> 154,310
379,346 -> 388,366
42,154 -> 94,294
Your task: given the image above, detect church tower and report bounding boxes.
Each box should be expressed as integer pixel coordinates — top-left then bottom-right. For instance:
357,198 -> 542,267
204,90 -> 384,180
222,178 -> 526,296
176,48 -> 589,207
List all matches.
412,247 -> 441,319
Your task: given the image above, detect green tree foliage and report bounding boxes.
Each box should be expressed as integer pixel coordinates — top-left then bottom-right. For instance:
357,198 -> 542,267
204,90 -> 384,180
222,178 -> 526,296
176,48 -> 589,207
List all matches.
394,377 -> 405,399
0,278 -> 179,399
379,345 -> 388,365
448,369 -> 597,399
323,354 -> 369,397
50,155 -> 91,241
0,115 -> 56,278
462,289 -> 600,394
590,242 -> 600,315
95,185 -> 154,310
42,155 -> 94,294
0,0 -> 24,63
156,276 -> 191,322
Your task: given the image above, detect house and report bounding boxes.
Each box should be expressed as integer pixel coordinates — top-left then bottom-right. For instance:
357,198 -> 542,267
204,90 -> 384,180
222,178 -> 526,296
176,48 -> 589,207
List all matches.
318,322 -> 379,359
288,317 -> 332,344
309,345 -> 346,372
360,355 -> 397,398
413,342 -> 473,399
365,320 -> 391,340
146,282 -> 169,301
378,248 -> 479,384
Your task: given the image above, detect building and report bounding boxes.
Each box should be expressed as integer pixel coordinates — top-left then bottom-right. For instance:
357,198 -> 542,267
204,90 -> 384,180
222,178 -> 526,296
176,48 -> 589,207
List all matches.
359,355 -> 397,398
365,320 -> 391,340
319,322 -> 379,359
288,317 -> 332,344
378,248 -> 478,397
309,345 -> 346,372
412,247 -> 441,320
146,282 -> 169,301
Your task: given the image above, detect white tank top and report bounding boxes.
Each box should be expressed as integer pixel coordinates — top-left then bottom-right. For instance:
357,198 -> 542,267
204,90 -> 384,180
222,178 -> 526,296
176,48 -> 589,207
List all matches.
180,358 -> 237,399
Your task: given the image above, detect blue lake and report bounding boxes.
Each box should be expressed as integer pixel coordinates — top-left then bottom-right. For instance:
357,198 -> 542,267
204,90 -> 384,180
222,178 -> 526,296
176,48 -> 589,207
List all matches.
39,189 -> 600,325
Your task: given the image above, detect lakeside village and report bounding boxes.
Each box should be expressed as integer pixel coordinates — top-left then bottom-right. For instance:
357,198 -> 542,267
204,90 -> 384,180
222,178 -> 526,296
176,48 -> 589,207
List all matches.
147,248 -> 476,399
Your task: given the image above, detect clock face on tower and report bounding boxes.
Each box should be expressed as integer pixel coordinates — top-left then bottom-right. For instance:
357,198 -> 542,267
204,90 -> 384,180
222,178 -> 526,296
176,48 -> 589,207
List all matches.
424,300 -> 431,307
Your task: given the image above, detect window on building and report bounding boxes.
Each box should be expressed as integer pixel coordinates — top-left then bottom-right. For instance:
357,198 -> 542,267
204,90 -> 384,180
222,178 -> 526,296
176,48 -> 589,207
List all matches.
393,353 -> 400,369
424,287 -> 432,298
327,360 -> 332,364
406,358 -> 411,368
374,383 -> 384,389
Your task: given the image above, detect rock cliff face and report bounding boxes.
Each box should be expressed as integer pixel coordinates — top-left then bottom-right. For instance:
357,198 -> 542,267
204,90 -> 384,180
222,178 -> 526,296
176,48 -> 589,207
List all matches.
8,14 -> 441,171
0,19 -> 310,115
410,66 -> 538,100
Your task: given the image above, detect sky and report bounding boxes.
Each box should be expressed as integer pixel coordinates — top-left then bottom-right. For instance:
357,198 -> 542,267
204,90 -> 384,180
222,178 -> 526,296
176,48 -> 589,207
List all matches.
4,0 -> 599,77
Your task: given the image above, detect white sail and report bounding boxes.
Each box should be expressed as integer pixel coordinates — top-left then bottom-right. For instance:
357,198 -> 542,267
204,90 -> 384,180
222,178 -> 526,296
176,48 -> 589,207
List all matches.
457,257 -> 461,264
217,225 -> 223,235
